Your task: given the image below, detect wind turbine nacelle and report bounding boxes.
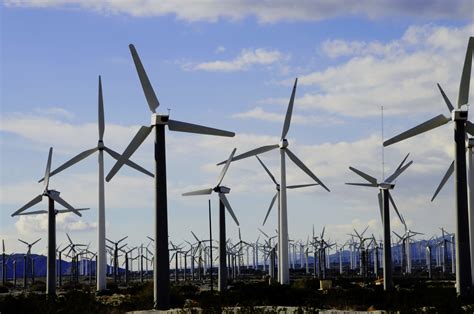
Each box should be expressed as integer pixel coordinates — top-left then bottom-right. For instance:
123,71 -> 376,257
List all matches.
452,109 -> 468,121
151,114 -> 169,125
379,183 -> 395,190
214,186 -> 231,194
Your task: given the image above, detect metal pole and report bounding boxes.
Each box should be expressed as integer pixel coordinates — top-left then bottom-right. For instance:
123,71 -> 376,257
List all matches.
208,200 -> 213,292
382,189 -> 392,290
279,148 -> 289,284
468,140 -> 474,285
97,148 -> 106,291
46,197 -> 56,295
218,198 -> 227,291
454,117 -> 472,296
154,124 -> 170,309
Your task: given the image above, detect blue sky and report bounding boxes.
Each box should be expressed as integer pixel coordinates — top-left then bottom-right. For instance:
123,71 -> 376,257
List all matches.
1,1 -> 473,257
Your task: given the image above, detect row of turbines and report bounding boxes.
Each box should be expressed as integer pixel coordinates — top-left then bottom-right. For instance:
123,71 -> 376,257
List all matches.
0,224 -> 458,290
5,37 -> 473,309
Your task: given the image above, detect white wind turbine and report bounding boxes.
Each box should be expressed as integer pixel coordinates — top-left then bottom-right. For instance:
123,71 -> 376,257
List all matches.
105,44 -> 235,310
255,155 -> 318,226
218,78 -> 330,284
38,76 -> 152,292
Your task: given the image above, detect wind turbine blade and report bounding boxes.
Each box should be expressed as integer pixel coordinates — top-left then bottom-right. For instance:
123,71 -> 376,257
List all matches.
437,83 -> 454,112
18,239 -> 29,246
388,193 -> 405,225
218,193 -> 239,226
104,147 -> 153,178
32,238 -> 41,246
16,210 -> 48,215
396,153 -> 410,171
168,119 -> 234,137
39,147 -> 98,182
348,166 -> 377,185
466,121 -> 474,136
216,145 -> 279,165
258,228 -> 269,238
256,155 -> 277,185
287,183 -> 318,189
393,231 -> 403,240
458,37 -> 473,107
44,147 -> 53,189
361,226 -> 369,237
377,191 -> 383,224
281,78 -> 298,140
66,233 -> 73,245
286,148 -> 330,192
56,208 -> 89,214
11,195 -> 43,217
182,188 -> 213,196
383,114 -> 450,146
216,148 -> 236,186
385,160 -> 413,183
190,231 -> 200,243
262,193 -> 277,226
238,228 -> 242,241
48,193 -> 82,217
431,161 -> 454,202
321,226 -> 325,239
129,44 -> 159,113
98,75 -> 105,141
118,236 -> 129,244
345,183 -> 376,187
106,125 -> 152,182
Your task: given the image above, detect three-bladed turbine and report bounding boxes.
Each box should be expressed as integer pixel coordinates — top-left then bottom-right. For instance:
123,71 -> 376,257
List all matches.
105,44 -> 234,310
183,148 -> 239,291
12,148 -> 87,296
217,78 -> 329,284
37,77 -> 152,292
346,153 -> 413,290
383,37 -> 473,296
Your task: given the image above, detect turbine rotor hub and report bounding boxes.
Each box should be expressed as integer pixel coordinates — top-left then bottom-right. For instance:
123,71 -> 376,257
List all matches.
98,140 -> 105,150
279,139 -> 288,148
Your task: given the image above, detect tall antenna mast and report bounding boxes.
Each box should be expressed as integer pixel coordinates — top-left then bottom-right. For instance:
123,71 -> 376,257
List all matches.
381,106 -> 385,180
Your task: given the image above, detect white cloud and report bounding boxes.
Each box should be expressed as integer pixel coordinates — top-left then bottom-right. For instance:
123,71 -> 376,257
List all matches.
232,106 -> 343,126
0,113 -> 141,155
4,0 -> 472,22
15,212 -> 96,235
215,46 -> 226,54
33,107 -> 75,119
184,48 -> 285,72
288,24 -> 474,117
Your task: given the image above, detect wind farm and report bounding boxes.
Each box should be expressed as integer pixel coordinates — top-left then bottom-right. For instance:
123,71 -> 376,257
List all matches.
1,2 -> 474,313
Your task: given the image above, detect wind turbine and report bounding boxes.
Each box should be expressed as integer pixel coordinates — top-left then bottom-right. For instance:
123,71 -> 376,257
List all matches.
106,236 -> 128,283
11,148 -> 87,295
383,37 -> 473,296
255,155 -> 319,226
183,148 -> 240,291
217,78 -> 330,284
105,44 -> 235,309
346,153 -> 413,290
38,76 -> 152,292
